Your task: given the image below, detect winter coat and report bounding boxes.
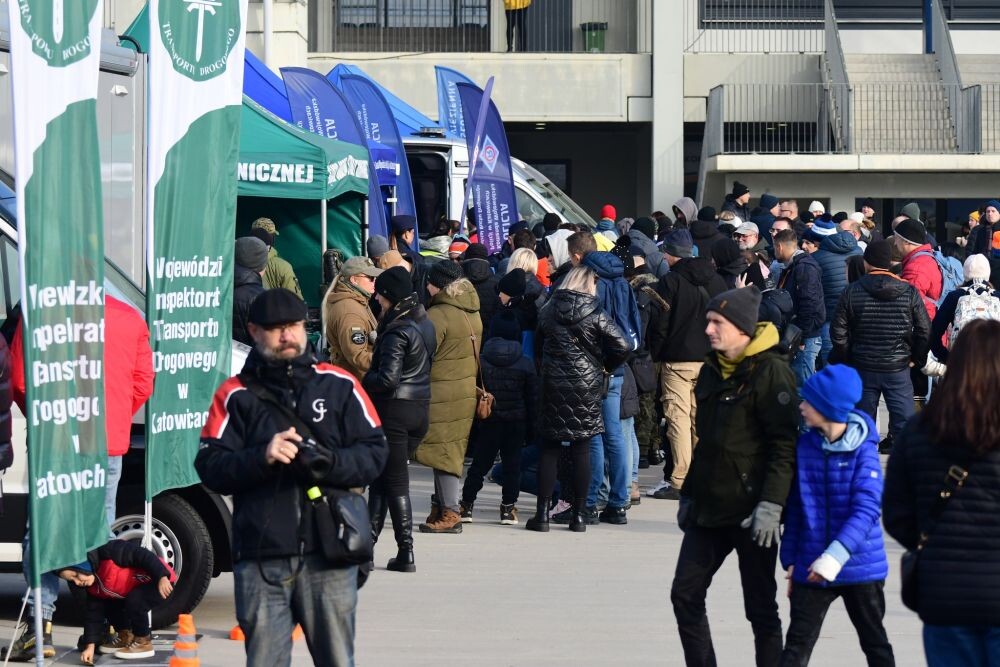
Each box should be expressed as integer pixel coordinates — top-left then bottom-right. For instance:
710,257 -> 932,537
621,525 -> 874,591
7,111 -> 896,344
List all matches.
0,336 -> 10,455
781,411 -> 888,586
690,219 -> 726,259
777,251 -> 826,338
585,251 -> 643,365
233,265 -> 265,346
363,294 -> 437,402
751,210 -> 777,242
263,247 -> 303,298
712,239 -> 749,289
830,271 -> 931,373
536,289 -> 630,442
620,365 -> 640,420
900,244 -> 943,320
417,284 -> 482,476
742,238 -> 774,291
883,414 -> 1000,626
628,271 -> 668,390
813,231 -> 863,322
515,272 -> 547,332
684,324 -> 798,527
195,350 -> 387,562
649,257 -> 728,363
462,258 -> 501,334
10,296 -> 154,457
481,337 -> 538,435
929,282 -> 1000,363
721,194 -> 751,222
627,228 -> 669,278
324,280 -> 378,379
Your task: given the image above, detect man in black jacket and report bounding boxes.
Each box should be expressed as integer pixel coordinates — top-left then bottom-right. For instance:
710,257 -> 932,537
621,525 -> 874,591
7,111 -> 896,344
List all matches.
830,240 -> 931,452
232,237 -> 268,346
774,229 -> 825,388
647,230 -> 727,501
721,181 -> 752,222
196,289 -> 387,667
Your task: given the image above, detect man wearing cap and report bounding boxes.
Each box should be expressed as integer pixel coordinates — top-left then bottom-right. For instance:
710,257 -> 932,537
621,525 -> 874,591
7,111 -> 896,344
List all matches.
323,256 -> 383,379
389,214 -> 431,306
251,218 -> 303,299
895,218 -> 943,321
671,286 -> 797,666
810,216 -> 862,366
196,288 -> 387,667
830,239 -> 930,453
733,221 -> 773,290
721,181 -> 752,222
647,229 -> 727,501
233,236 -> 269,346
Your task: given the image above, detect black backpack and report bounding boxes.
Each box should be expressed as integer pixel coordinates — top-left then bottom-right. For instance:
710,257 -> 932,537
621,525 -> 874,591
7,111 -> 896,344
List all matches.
759,288 -> 802,354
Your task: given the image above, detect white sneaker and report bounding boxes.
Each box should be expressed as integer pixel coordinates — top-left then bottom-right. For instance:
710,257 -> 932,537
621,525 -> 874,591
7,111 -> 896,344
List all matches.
646,479 -> 670,497
548,499 -> 571,518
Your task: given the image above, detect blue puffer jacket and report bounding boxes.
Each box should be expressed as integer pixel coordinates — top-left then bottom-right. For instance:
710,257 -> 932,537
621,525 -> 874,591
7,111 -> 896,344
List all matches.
581,252 -> 642,372
780,410 -> 888,586
813,231 -> 863,322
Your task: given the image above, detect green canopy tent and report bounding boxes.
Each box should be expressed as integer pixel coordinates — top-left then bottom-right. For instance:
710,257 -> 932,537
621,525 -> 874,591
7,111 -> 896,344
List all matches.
236,97 -> 370,308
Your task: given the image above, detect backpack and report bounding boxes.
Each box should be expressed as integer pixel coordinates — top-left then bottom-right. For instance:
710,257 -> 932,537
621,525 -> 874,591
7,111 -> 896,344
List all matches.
949,283 -> 1000,345
913,250 -> 962,307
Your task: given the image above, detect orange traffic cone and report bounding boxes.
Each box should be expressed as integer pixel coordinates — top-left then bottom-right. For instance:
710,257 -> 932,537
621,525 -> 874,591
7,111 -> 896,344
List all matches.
292,624 -> 304,641
169,614 -> 199,666
228,623 -> 302,641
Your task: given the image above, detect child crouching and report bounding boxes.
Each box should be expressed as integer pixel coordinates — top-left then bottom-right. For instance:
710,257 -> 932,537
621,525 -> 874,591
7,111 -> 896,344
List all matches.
58,539 -> 175,664
780,364 -> 895,666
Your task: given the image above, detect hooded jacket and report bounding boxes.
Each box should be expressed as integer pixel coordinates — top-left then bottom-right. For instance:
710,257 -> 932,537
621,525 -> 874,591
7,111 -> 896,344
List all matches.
684,323 -> 798,527
649,257 -> 728,363
627,228 -> 669,278
777,250 -> 826,338
781,410 -> 888,586
233,265 -> 265,345
462,257 -> 501,334
481,337 -> 538,432
711,239 -> 749,289
813,231 -> 863,322
900,243 -> 943,320
417,284 -> 482,476
263,247 -> 303,298
363,294 -> 437,402
582,252 -> 643,368
690,219 -> 726,259
324,279 -> 378,379
721,194 -> 751,222
536,289 -> 630,441
829,271 -> 931,373
672,197 -> 698,227
195,350 -> 387,562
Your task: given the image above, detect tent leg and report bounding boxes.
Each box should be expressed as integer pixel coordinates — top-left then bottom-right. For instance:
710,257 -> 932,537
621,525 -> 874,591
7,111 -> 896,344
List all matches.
362,199 -> 369,256
321,199 -> 328,254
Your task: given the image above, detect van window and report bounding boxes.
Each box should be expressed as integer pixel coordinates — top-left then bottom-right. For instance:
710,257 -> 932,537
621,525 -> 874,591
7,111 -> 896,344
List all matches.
515,186 -> 546,227
407,151 -> 449,237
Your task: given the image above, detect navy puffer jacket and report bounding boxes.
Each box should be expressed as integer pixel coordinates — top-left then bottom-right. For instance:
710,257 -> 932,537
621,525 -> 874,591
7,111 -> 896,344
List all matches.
582,251 -> 643,365
813,231 -> 863,322
481,337 -> 538,432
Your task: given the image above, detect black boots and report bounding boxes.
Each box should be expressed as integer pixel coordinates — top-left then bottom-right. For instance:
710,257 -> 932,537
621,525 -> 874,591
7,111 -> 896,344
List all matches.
525,496 -> 550,532
569,504 -> 588,532
386,495 -> 416,573
369,492 -> 389,544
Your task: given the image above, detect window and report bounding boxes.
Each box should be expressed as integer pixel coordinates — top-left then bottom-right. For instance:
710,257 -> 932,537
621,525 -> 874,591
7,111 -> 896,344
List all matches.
514,187 -> 546,227
339,0 -> 488,28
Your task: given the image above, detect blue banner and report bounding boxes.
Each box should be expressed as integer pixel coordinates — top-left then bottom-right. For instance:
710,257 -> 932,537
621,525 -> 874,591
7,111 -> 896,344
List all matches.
281,66 -> 388,239
457,80 -> 518,256
337,74 -> 418,226
435,66 -> 475,139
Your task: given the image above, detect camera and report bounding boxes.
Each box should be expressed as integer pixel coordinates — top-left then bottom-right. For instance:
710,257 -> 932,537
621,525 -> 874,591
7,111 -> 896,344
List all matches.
295,437 -> 333,482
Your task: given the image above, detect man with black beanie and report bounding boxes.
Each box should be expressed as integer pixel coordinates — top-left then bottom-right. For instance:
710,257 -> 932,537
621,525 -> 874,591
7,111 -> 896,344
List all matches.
671,286 -> 797,666
721,181 -> 752,222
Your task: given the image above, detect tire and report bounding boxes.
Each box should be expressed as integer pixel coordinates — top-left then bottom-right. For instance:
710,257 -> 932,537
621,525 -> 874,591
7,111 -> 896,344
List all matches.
111,494 -> 214,629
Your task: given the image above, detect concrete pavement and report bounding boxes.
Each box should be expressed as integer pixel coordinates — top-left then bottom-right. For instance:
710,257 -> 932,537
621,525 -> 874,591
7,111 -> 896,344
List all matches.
1,459 -> 923,666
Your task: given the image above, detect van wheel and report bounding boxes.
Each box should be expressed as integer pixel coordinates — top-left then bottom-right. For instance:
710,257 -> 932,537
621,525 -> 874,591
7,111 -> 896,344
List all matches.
112,494 -> 214,629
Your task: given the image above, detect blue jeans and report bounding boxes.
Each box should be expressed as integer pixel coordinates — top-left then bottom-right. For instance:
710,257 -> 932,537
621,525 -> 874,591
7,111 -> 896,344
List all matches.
819,322 -> 832,368
791,336 -> 821,391
924,625 -> 1000,667
588,375 -> 629,509
857,368 -> 914,442
622,417 -> 639,484
234,554 -> 358,667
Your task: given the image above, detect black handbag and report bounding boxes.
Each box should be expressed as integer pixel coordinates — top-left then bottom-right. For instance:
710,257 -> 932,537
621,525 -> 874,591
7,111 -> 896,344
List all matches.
629,353 -> 658,394
900,463 -> 969,611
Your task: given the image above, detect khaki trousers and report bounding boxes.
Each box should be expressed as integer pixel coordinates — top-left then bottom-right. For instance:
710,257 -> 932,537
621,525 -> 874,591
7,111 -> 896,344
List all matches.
660,361 -> 702,489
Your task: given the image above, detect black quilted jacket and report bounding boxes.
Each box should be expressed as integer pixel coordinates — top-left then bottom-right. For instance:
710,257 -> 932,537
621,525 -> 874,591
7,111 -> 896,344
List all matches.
883,415 -> 1000,626
536,290 -> 630,442
363,295 -> 437,402
829,272 -> 931,372
481,338 -> 538,435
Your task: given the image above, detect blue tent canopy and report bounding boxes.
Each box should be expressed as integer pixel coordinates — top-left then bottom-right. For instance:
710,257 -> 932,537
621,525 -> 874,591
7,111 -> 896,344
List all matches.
244,49 -> 293,122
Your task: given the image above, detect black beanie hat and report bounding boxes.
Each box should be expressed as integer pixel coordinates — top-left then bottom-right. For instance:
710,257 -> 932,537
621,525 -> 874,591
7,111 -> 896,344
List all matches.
894,218 -> 926,246
863,239 -> 893,270
707,286 -> 762,337
862,197 -> 876,210
464,242 -> 489,261
731,181 -> 750,198
801,211 -> 814,224
490,310 -> 522,342
832,211 -> 849,224
428,260 -> 463,289
498,268 -> 527,298
697,206 -> 717,222
249,288 -> 308,326
632,216 -> 656,240
543,212 -> 561,232
374,266 -> 412,304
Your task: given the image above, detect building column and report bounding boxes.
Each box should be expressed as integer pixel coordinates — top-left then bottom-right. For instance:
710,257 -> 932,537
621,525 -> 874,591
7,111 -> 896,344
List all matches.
246,0 -> 308,67
651,2 -> 684,213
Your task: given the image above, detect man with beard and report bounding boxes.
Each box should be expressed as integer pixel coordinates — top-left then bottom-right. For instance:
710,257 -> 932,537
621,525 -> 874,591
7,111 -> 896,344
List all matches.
196,289 -> 387,667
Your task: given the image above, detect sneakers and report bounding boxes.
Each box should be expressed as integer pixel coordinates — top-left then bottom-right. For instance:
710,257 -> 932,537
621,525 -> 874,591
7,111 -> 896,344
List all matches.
599,505 -> 628,525
548,499 -> 571,518
0,618 -> 55,661
419,508 -> 463,533
459,500 -> 474,523
637,456 -> 650,469
630,481 -> 642,506
114,635 -> 154,660
653,483 -> 682,500
647,479 -> 670,497
499,503 -> 518,525
100,629 -> 134,655
648,449 -> 665,466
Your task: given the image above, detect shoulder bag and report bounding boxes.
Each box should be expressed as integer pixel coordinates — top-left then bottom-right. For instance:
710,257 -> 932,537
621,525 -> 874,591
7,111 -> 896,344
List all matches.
461,312 -> 494,420
900,463 -> 970,611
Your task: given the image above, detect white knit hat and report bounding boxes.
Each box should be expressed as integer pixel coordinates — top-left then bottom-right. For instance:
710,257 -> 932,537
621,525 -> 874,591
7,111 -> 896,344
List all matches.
964,254 -> 991,282
849,211 -> 865,223
808,201 -> 826,215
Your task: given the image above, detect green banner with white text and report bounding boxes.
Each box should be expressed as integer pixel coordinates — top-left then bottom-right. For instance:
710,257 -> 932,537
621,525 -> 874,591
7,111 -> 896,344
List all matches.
8,0 -> 109,576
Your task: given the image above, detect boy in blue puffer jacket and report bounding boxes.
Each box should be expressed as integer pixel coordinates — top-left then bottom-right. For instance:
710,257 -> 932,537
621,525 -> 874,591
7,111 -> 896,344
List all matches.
780,364 -> 895,666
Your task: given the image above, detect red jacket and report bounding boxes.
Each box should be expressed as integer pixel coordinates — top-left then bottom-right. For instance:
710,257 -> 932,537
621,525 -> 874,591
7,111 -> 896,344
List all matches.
900,244 -> 942,320
11,295 -> 155,456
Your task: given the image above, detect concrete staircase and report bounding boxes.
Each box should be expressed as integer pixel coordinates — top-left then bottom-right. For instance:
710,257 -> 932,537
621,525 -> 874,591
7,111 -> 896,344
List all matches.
844,54 -> 957,153
958,55 -> 1000,151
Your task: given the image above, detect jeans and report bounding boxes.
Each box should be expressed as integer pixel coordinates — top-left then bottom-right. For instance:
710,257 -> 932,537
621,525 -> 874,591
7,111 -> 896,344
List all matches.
819,322 -> 832,368
857,369 -> 914,442
587,375 -> 629,508
463,421 -> 524,505
106,455 -> 123,533
105,581 -> 163,637
22,537 -> 59,620
923,625 -> 1000,667
234,554 -> 358,667
782,582 -> 894,666
505,8 -> 527,51
790,337 -> 821,391
671,525 -> 783,667
622,417 -> 639,484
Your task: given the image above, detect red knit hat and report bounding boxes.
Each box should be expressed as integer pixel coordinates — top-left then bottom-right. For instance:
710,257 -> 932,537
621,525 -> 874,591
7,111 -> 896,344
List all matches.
600,204 -> 617,220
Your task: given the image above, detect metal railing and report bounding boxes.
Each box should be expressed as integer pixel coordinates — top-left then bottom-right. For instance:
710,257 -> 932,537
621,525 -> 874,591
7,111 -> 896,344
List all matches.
683,0 -> 824,54
980,84 -> 1000,153
823,0 -> 851,151
312,0 -> 651,53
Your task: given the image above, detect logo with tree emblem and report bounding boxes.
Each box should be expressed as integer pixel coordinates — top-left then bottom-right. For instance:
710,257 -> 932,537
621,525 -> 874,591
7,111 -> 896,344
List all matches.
158,0 -> 241,82
17,0 -> 100,67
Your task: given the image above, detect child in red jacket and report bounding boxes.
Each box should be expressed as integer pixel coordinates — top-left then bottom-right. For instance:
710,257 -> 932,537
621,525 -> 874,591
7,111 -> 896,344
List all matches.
58,540 -> 174,664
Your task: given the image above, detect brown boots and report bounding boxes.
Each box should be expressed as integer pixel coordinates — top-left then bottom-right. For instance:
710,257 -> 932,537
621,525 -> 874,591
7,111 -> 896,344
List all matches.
419,508 -> 463,533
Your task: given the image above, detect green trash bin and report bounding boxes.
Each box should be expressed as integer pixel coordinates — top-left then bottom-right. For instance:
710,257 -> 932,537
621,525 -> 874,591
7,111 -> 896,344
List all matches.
581,22 -> 608,53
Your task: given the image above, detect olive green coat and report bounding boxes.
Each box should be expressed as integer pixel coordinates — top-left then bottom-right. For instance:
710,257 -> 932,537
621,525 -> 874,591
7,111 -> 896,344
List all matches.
415,284 -> 481,476
263,247 -> 303,299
